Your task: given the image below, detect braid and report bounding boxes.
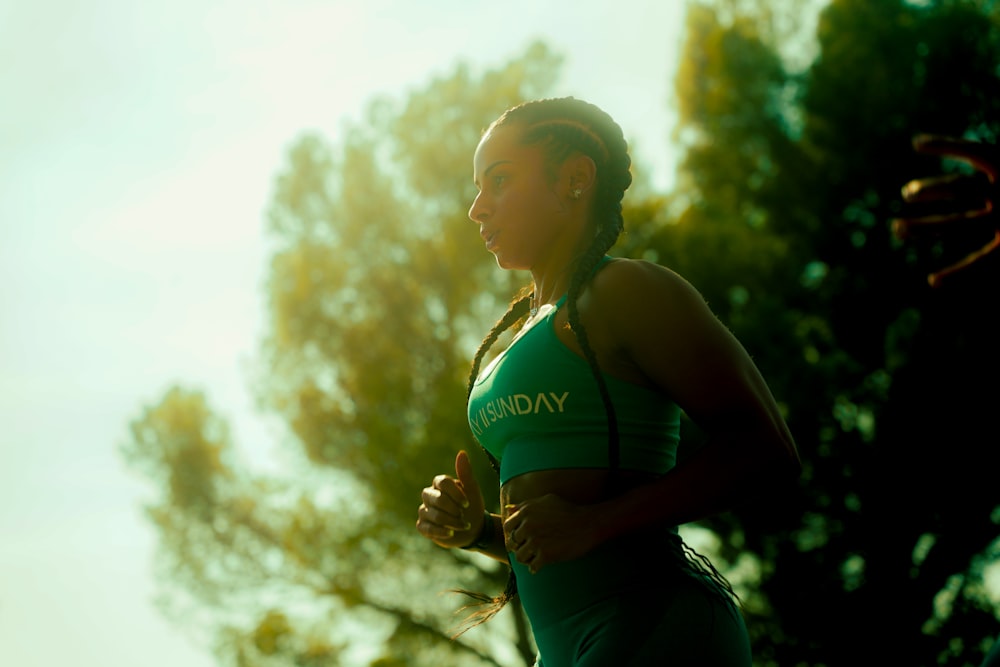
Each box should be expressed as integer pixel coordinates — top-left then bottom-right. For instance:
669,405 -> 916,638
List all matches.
452,289 -> 530,635
565,223 -> 626,486
466,289 -> 532,475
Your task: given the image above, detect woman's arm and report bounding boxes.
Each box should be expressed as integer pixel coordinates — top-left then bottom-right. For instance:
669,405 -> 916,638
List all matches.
588,259 -> 799,541
503,259 -> 799,571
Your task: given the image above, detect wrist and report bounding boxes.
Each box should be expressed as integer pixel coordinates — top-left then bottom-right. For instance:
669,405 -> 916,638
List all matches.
459,510 -> 494,550
590,500 -> 622,544
591,490 -> 646,544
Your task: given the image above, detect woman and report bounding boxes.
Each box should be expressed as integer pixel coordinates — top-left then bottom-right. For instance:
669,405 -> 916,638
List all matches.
415,97 -> 800,666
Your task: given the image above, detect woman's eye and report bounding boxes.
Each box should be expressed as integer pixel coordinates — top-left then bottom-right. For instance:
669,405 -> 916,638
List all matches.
493,174 -> 506,188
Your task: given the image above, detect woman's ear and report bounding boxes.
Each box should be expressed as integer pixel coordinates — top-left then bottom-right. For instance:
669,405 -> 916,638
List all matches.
564,153 -> 597,199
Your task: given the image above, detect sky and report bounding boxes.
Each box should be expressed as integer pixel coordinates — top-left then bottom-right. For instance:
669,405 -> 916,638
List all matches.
0,1 -> 692,665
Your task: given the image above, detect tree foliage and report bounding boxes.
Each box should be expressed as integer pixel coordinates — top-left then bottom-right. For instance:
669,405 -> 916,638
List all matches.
667,2 -> 1000,666
125,43 -> 562,667
123,4 -> 1000,666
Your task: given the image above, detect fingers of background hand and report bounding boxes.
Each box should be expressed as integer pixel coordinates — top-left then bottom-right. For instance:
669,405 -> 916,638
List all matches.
512,535 -> 534,563
454,450 -> 481,501
895,171 -> 993,240
912,134 -> 1000,182
927,230 -> 1000,288
913,134 -> 980,154
503,521 -> 521,552
892,204 -> 995,243
900,172 -> 991,204
513,539 -> 543,574
502,505 -> 529,550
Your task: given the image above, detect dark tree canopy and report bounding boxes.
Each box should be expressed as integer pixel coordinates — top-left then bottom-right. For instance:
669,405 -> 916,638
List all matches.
665,2 -> 1000,665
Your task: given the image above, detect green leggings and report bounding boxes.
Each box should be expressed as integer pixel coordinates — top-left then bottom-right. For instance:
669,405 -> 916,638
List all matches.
514,531 -> 751,667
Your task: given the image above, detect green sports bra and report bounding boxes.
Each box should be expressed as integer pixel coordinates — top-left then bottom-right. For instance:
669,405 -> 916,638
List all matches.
467,263 -> 682,485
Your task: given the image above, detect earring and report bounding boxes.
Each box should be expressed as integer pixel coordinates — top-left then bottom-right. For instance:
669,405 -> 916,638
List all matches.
570,187 -> 582,200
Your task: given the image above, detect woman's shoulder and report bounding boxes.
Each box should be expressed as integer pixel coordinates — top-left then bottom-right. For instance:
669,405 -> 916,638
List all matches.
575,257 -> 723,386
592,257 -> 704,310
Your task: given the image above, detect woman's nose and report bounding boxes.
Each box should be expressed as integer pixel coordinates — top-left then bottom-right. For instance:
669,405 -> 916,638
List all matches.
468,191 -> 488,223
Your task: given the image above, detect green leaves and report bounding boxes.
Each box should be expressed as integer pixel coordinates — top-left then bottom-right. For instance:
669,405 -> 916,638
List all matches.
671,2 -> 1000,666
122,6 -> 1000,665
124,44 -> 563,667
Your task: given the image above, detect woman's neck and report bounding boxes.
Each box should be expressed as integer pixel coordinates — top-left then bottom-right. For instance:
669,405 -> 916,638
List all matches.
530,248 -> 591,313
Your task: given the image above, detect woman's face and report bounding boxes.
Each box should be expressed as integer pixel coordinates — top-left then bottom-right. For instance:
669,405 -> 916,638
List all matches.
468,124 -> 575,271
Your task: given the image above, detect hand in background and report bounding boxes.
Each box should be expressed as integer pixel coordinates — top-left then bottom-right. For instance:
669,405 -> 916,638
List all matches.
893,134 -> 1000,287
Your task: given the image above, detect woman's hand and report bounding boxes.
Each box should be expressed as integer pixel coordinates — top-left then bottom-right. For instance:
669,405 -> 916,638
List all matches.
503,494 -> 598,574
893,134 -> 1000,287
416,450 -> 486,549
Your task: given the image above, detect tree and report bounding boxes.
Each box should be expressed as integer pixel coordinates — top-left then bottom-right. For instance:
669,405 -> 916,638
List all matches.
124,42 -> 563,667
124,3 -> 1000,665
667,1 -> 1000,665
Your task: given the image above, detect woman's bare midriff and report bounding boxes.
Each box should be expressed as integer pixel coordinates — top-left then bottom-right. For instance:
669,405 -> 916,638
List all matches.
500,468 -> 657,521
